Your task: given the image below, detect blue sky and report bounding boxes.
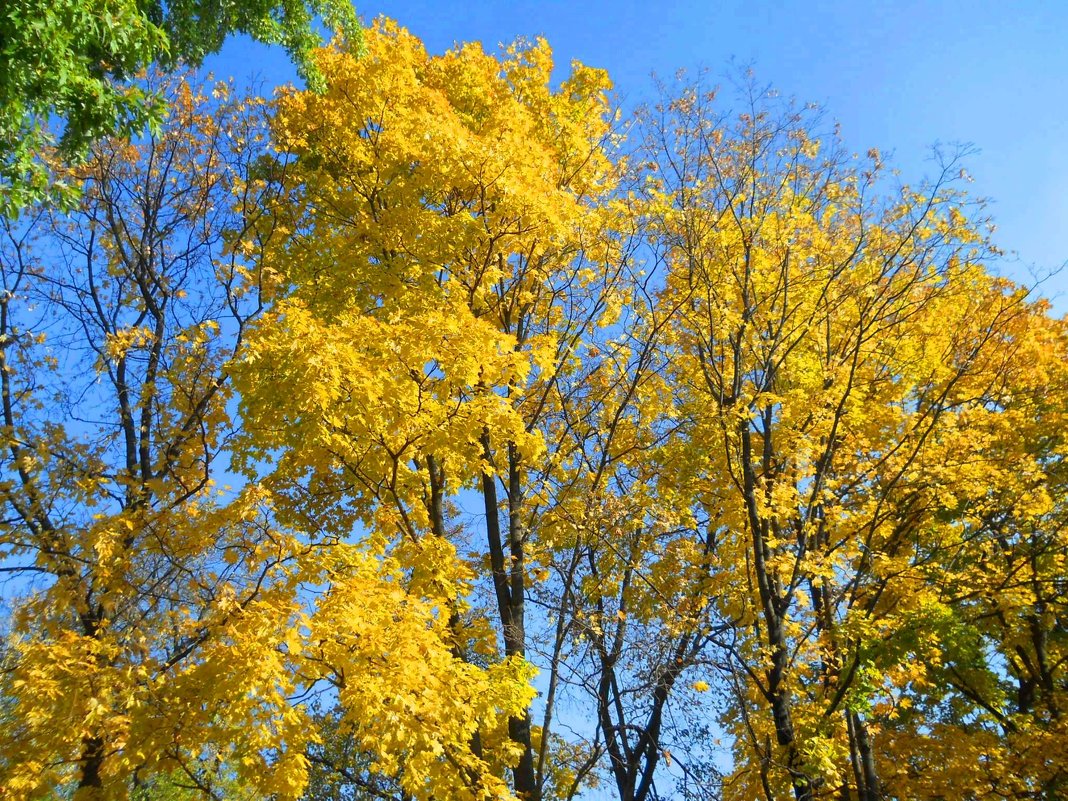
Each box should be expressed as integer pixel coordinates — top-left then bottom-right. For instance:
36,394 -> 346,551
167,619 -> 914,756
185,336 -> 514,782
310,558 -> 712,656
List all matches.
209,0 -> 1068,308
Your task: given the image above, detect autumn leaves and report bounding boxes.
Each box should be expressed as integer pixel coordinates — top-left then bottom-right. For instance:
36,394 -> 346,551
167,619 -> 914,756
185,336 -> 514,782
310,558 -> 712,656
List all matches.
0,18 -> 1065,801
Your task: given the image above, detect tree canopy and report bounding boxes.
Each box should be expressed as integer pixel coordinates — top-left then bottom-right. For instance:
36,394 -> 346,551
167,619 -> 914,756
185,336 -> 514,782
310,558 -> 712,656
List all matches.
0,18 -> 1064,801
0,0 -> 359,213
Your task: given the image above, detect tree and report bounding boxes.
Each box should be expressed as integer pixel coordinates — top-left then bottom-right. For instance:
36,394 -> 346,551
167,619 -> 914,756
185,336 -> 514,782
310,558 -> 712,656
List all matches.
874,300 -> 1068,800
0,73 -> 312,800
0,71 -> 531,801
0,0 -> 359,213
232,19 -> 638,801
644,74 -> 1067,800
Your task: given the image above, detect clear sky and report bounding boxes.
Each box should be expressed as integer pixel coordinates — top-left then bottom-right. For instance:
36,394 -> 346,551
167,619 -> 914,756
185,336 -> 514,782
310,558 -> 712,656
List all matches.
208,0 -> 1068,309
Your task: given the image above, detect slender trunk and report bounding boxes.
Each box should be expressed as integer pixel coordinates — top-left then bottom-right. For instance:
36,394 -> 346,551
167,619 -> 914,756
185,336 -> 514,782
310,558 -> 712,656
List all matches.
76,736 -> 105,799
810,520 -> 881,801
480,432 -> 539,800
849,712 -> 880,801
740,423 -> 812,801
76,604 -> 106,799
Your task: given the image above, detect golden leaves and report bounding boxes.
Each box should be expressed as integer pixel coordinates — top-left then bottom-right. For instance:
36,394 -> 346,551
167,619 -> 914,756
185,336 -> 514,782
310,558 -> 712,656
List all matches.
6,18 -> 1067,801
649,78 -> 1068,800
296,542 -> 536,801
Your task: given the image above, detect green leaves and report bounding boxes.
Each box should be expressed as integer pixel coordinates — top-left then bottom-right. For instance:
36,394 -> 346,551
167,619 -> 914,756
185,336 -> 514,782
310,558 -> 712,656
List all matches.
0,0 -> 361,214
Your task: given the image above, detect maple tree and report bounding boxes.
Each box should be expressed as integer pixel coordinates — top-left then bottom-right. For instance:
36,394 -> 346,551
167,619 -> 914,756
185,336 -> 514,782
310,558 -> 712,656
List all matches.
0,74 -> 322,800
1,17 -> 1065,801
643,77 -> 1068,800
872,300 -> 1068,801
233,20 -> 631,801
0,70 -> 531,801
